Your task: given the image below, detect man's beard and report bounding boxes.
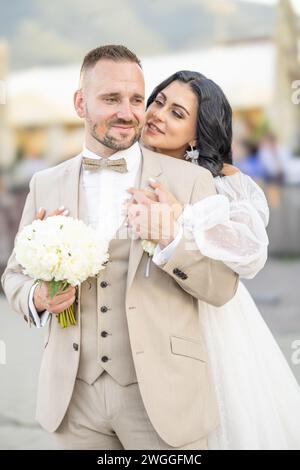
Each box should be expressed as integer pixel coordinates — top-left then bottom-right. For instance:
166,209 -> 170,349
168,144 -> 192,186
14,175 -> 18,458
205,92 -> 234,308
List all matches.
87,116 -> 142,151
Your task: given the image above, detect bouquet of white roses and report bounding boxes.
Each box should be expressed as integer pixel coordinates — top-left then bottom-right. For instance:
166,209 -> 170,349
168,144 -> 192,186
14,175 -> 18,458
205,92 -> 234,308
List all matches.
15,215 -> 109,328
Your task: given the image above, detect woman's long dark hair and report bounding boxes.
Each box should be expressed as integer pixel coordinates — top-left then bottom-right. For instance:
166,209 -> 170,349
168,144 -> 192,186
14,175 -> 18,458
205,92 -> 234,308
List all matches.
146,71 -> 233,177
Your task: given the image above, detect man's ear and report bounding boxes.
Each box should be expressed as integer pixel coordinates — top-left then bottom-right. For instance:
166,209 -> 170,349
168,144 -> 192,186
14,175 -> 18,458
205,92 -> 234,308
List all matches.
74,89 -> 86,118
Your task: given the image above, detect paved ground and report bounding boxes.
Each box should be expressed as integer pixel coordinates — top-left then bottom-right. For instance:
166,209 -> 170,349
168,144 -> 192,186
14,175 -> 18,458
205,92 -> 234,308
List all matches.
0,257 -> 299,449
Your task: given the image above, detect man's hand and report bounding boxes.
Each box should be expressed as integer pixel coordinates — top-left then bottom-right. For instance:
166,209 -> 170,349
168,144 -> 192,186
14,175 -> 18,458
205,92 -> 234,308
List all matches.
33,282 -> 76,314
126,181 -> 182,248
148,180 -> 183,219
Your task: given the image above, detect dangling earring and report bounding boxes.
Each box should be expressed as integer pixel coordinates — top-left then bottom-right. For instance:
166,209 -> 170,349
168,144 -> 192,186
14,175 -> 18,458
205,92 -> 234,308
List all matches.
184,145 -> 199,165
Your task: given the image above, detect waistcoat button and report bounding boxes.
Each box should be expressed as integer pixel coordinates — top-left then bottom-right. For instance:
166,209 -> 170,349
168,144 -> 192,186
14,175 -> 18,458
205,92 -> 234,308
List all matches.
101,331 -> 108,337
100,281 -> 108,288
101,355 -> 109,362
100,306 -> 108,313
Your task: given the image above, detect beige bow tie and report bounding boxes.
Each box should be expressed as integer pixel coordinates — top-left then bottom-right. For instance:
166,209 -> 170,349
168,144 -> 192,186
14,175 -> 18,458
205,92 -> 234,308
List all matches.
82,156 -> 128,173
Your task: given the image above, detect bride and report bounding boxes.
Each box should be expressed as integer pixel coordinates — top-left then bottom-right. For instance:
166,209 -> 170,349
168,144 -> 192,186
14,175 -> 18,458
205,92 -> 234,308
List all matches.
126,70 -> 300,450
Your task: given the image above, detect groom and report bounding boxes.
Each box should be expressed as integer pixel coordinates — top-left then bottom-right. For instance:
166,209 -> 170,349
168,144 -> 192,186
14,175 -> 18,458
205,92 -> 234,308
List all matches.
2,45 -> 238,450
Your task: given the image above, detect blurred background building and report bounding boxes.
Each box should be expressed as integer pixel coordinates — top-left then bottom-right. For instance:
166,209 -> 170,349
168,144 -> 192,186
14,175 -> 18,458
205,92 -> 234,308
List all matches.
0,0 -> 299,449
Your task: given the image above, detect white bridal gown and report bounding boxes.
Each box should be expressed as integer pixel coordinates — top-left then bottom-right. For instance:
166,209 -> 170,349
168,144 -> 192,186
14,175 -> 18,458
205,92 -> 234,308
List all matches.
179,172 -> 300,450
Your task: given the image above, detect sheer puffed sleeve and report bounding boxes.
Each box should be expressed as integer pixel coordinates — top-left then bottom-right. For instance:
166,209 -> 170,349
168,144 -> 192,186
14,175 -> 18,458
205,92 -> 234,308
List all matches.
178,172 -> 269,279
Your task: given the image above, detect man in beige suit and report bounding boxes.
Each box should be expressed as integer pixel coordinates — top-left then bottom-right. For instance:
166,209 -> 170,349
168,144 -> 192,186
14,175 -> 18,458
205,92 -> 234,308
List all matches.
1,45 -> 238,450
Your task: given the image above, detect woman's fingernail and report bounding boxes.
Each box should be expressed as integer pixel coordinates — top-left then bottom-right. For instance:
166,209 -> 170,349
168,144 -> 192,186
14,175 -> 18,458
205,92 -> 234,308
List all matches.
149,177 -> 156,183
59,205 -> 65,211
62,210 -> 69,216
38,207 -> 44,213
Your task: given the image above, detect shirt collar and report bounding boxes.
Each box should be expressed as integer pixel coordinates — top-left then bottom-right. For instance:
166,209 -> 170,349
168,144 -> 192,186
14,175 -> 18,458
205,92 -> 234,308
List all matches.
82,142 -> 141,172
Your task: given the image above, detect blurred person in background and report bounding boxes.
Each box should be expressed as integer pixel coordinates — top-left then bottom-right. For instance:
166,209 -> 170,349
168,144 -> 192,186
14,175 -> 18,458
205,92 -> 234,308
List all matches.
235,140 -> 268,180
10,149 -> 48,190
258,132 -> 291,184
258,132 -> 300,185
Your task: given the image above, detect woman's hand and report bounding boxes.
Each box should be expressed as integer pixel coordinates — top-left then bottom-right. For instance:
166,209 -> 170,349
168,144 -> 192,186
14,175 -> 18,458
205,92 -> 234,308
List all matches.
221,164 -> 240,177
35,206 -> 69,221
125,179 -> 183,248
127,179 -> 183,220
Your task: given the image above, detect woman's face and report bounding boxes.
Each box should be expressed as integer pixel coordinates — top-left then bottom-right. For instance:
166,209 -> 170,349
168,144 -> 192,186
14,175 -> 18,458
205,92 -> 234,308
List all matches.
142,80 -> 197,159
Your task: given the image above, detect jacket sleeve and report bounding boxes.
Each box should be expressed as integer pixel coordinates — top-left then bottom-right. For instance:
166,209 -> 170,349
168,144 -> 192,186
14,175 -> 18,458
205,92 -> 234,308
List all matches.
1,175 -> 38,326
158,171 -> 239,306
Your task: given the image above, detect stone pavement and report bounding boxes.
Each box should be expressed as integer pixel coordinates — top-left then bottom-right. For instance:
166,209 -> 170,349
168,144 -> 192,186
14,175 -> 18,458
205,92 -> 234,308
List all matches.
0,257 -> 299,449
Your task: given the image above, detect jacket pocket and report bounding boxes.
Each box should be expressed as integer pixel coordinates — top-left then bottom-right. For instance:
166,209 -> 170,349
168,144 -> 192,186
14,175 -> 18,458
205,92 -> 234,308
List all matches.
170,335 -> 206,362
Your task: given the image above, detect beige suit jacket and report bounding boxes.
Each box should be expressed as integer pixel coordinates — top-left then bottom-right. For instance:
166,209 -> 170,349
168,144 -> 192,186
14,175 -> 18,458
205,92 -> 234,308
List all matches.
1,145 -> 238,447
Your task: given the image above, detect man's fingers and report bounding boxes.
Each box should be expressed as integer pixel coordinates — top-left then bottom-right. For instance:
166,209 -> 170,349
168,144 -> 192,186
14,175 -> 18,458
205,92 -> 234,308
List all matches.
43,285 -> 75,301
127,187 -> 139,194
148,180 -> 172,203
130,191 -> 154,206
48,296 -> 76,314
149,188 -> 168,205
127,188 -> 153,204
138,190 -> 158,202
148,179 -> 163,190
54,286 -> 75,297
127,202 -> 148,219
47,289 -> 76,308
128,187 -> 158,202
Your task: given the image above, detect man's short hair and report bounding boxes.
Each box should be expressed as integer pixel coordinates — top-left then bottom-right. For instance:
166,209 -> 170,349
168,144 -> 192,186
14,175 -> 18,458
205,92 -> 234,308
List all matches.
80,44 -> 142,82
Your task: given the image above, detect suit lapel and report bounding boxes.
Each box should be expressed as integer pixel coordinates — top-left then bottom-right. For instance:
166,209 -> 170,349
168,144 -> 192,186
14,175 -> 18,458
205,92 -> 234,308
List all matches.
59,154 -> 82,220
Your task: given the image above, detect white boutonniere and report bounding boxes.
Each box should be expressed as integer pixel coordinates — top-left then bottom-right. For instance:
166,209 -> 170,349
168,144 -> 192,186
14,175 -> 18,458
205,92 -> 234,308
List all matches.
141,240 -> 157,277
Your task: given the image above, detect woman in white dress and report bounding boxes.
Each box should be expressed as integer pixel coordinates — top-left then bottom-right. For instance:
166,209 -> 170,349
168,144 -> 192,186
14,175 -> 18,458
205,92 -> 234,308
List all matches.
128,70 -> 300,449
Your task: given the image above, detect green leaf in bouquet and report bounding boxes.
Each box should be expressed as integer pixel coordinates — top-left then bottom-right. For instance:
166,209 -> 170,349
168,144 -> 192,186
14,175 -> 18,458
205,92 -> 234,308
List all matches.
48,280 -> 63,298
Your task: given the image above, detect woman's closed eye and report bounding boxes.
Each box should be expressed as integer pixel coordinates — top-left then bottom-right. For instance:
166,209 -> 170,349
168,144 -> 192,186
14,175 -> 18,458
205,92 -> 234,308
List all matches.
172,109 -> 184,119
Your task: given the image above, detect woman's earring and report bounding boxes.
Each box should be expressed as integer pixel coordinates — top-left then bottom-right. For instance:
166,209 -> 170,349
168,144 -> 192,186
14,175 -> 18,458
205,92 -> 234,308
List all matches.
184,145 -> 199,164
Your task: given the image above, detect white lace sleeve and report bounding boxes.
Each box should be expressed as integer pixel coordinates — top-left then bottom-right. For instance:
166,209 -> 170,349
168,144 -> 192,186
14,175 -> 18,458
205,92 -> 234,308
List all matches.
179,172 -> 269,279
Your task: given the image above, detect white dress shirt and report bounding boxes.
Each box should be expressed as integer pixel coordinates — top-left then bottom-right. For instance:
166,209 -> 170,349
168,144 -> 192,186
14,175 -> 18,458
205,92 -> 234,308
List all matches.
29,143 -> 182,327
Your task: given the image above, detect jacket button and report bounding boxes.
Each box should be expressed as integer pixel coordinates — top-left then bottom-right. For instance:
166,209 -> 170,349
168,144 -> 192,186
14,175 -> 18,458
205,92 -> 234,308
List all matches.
101,331 -> 108,337
173,268 -> 180,275
100,281 -> 108,288
181,274 -> 188,280
101,355 -> 109,362
100,306 -> 108,313
73,343 -> 79,351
